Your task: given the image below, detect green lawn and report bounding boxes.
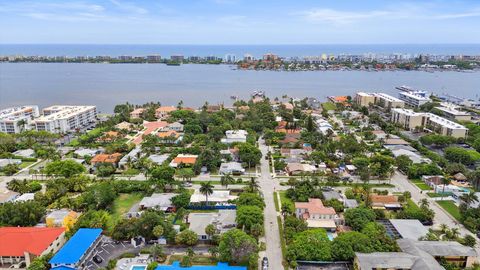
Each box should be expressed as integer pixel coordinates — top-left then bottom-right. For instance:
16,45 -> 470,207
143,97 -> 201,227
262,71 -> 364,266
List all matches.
167,255 -> 217,266
273,192 -> 280,212
19,161 -> 35,169
437,200 -> 462,221
426,192 -> 445,198
322,102 -> 336,111
111,193 -> 144,222
409,179 -> 432,191
279,191 -> 293,207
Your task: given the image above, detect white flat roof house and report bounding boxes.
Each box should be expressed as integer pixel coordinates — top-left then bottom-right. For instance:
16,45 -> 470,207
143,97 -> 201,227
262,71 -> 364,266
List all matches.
188,210 -> 237,240
190,190 -> 238,204
219,162 -> 245,175
221,130 -> 248,144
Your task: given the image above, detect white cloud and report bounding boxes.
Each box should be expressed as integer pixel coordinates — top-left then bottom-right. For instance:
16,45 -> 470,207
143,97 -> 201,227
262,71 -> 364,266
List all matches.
301,8 -> 392,24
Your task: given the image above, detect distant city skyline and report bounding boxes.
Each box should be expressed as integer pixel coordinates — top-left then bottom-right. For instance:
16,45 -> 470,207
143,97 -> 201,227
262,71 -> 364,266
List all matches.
1,0 -> 480,44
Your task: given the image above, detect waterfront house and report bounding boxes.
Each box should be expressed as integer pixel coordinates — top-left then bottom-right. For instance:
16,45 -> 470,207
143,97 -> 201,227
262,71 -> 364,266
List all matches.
155,106 -> 177,119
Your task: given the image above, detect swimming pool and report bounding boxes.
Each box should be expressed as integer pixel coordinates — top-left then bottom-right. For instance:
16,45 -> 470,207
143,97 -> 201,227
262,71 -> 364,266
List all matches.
327,232 -> 335,241
131,265 -> 147,270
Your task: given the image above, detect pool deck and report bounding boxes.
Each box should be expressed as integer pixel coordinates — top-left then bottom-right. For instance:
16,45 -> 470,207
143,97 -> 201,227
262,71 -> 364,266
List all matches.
156,261 -> 247,270
116,254 -> 150,270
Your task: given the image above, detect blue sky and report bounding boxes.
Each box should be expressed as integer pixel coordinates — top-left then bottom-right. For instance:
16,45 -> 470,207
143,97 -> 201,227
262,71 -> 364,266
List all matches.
1,0 -> 479,44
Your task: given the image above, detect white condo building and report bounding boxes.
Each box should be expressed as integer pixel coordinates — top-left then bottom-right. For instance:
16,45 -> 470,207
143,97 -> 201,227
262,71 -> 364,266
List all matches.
32,105 -> 97,133
390,108 -> 468,138
398,91 -> 431,108
0,106 -> 40,134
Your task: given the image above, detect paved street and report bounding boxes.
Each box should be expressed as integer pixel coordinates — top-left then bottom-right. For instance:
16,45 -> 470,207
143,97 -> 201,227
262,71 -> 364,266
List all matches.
390,170 -> 467,232
258,138 -> 284,270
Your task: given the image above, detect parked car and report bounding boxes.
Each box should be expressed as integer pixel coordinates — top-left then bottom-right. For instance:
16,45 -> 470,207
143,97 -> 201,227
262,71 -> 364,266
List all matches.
262,257 -> 269,269
93,255 -> 103,264
322,186 -> 334,191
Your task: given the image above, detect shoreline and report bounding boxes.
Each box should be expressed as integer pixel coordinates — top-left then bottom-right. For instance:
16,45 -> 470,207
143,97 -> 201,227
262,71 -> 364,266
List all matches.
0,61 -> 478,73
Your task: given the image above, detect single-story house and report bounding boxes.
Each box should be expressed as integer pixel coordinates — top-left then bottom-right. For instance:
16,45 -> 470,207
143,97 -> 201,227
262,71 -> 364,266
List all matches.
188,210 -> 237,240
74,148 -> 102,158
13,149 -> 35,158
46,209 -> 80,231
219,162 -> 245,175
285,163 -> 317,175
190,190 -> 238,204
0,159 -> 22,169
148,154 -> 170,165
221,130 -> 248,144
115,121 -> 133,131
14,193 -> 35,202
169,154 -> 198,168
370,194 -> 402,210
118,147 -> 143,168
322,191 -> 343,201
164,122 -> 184,132
138,193 -> 176,212
91,153 -> 123,167
381,219 -> 429,240
355,238 -> 478,269
157,130 -> 183,144
344,199 -> 359,208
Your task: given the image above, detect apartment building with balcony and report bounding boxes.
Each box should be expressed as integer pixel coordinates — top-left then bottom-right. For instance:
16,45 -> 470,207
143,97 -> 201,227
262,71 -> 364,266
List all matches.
32,105 -> 97,133
0,106 -> 39,134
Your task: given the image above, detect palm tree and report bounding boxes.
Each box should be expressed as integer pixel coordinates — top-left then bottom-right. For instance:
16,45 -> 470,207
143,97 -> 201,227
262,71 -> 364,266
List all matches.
450,228 -> 460,240
247,177 -> 260,192
200,181 -> 214,204
460,192 -> 479,209
441,177 -> 450,201
220,173 -> 234,189
16,119 -> 27,132
419,198 -> 430,208
439,224 -> 449,234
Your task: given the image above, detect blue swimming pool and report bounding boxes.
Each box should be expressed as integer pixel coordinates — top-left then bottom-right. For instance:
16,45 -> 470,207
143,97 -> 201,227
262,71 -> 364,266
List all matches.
156,262 -> 247,270
131,266 -> 146,270
327,232 -> 335,241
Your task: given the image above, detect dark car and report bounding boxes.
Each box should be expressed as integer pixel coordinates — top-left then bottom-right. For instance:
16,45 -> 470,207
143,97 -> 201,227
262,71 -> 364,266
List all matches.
93,255 -> 103,264
262,257 -> 269,269
421,220 -> 433,226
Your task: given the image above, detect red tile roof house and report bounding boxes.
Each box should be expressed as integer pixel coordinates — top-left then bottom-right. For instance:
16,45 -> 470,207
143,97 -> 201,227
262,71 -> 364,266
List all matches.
0,227 -> 66,267
295,198 -> 338,231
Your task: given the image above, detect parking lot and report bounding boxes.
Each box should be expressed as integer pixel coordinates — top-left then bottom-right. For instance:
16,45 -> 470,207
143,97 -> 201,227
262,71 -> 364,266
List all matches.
83,237 -> 144,270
